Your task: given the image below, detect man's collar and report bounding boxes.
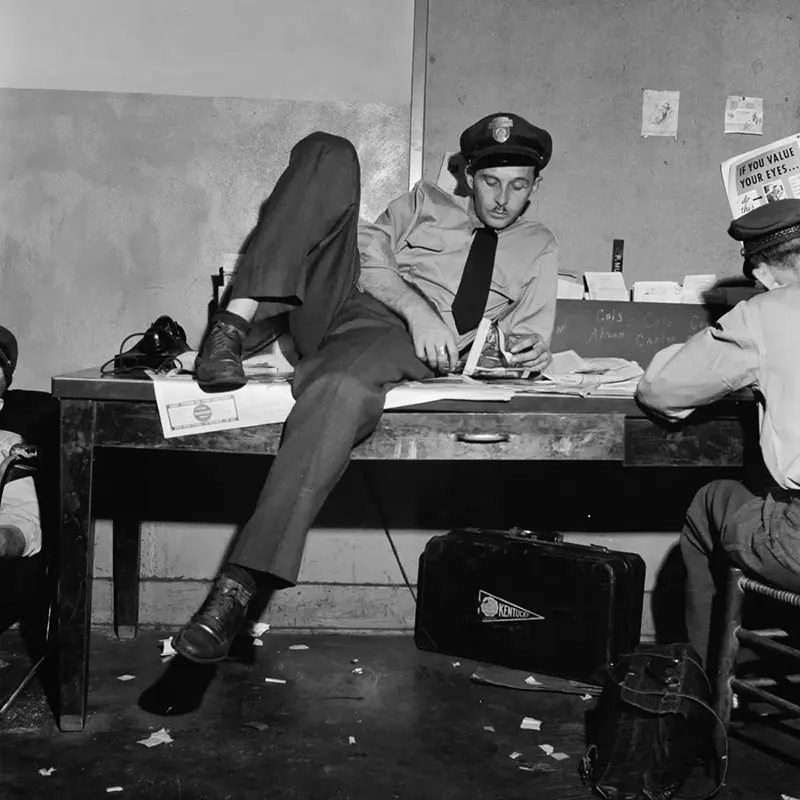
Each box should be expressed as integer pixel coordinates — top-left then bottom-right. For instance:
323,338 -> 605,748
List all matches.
466,197 -> 483,231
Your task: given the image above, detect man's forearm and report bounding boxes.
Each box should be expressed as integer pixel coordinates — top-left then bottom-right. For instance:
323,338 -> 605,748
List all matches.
359,269 -> 436,325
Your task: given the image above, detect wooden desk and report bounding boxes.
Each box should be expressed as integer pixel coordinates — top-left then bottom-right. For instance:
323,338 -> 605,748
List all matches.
51,368 -> 757,731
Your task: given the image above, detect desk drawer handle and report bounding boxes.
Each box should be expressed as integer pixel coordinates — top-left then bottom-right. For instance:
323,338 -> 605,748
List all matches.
455,432 -> 511,444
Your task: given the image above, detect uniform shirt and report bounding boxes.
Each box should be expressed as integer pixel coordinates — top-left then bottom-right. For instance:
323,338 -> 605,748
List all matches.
358,180 -> 562,350
637,284 -> 800,490
0,422 -> 41,556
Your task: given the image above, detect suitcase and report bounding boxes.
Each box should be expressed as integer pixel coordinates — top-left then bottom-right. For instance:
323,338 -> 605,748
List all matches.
414,528 -> 646,683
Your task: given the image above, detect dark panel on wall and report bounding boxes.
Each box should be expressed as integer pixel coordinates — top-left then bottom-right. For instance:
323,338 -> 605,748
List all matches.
424,0 -> 800,284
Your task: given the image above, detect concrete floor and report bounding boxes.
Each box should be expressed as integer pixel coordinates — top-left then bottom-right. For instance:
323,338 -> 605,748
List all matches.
2,629 -> 800,800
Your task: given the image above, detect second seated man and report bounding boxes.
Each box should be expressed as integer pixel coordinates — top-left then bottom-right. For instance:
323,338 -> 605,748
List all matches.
173,112 -> 562,663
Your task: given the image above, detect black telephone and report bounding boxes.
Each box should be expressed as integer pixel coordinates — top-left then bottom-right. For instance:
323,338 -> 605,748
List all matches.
110,315 -> 191,376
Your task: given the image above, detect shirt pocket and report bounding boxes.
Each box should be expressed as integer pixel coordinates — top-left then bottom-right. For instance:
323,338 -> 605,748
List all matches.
404,231 -> 445,252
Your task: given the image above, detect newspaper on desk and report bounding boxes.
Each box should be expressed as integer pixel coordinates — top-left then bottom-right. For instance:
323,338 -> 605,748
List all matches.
516,350 -> 644,398
149,348 -> 643,438
149,354 -> 517,438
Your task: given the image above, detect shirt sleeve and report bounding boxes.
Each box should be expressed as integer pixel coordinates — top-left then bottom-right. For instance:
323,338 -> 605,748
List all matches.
0,429 -> 41,557
636,300 -> 761,421
357,185 -> 422,276
497,234 -> 559,344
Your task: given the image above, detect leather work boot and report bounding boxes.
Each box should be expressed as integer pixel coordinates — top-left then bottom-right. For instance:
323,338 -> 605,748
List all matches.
195,320 -> 248,392
172,575 -> 254,663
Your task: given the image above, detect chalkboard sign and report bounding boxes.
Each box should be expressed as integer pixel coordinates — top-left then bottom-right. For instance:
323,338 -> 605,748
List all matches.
550,300 -> 728,368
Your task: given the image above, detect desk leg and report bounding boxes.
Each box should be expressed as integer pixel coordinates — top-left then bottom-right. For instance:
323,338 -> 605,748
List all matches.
112,517 -> 141,639
58,399 -> 95,732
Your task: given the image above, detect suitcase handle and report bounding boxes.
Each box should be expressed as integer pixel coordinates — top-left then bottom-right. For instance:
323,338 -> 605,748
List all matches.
455,432 -> 511,444
509,527 -> 564,543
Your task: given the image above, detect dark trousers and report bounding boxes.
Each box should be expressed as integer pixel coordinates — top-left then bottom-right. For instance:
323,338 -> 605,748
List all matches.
681,478 -> 800,665
226,132 -> 433,585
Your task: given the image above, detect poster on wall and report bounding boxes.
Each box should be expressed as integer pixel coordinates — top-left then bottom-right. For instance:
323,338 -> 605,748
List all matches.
724,96 -> 763,135
721,132 -> 800,218
641,90 -> 680,138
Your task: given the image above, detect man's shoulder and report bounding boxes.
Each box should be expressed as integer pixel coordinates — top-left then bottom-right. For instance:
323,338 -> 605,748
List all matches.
411,179 -> 469,209
742,284 -> 797,310
509,214 -> 558,246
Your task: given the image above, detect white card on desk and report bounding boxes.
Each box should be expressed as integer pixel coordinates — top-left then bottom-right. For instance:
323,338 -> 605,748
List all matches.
631,281 -> 681,303
681,274 -> 718,304
584,271 -> 629,301
557,278 -> 584,299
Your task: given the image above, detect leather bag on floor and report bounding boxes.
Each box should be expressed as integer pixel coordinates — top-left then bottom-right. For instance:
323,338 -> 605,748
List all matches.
579,643 -> 727,800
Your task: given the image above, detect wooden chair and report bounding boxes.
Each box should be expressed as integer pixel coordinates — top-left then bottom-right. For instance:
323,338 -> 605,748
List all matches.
0,389 -> 58,716
713,566 -> 800,728
0,442 -> 53,713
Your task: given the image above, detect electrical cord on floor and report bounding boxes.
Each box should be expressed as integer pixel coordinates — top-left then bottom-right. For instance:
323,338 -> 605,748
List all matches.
359,463 -> 417,605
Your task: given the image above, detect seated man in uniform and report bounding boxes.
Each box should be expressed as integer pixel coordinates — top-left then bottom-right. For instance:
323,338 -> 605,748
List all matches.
0,327 -> 41,558
173,112 -> 561,663
637,199 -> 800,667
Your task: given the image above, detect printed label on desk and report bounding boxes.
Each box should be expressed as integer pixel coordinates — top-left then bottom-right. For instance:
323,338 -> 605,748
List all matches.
165,394 -> 239,431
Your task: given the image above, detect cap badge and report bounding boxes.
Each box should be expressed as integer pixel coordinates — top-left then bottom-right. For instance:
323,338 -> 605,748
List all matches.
489,116 -> 514,143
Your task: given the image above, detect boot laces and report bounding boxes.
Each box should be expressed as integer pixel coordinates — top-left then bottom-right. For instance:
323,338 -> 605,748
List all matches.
205,323 -> 242,360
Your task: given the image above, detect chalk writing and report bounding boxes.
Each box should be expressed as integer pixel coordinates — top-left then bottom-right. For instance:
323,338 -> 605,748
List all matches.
595,308 -> 623,324
643,311 -> 673,329
589,326 -> 625,342
635,332 -> 678,349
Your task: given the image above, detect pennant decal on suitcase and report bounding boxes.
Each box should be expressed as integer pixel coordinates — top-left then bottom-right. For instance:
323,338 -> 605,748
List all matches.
478,590 -> 544,623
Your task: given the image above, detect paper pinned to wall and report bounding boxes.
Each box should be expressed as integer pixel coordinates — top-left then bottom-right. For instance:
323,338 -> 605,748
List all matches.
724,96 -> 763,135
720,132 -> 800,218
641,90 -> 680,138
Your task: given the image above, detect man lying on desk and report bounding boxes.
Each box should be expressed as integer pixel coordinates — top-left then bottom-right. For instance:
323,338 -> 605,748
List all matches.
172,113 -> 561,663
0,327 -> 41,558
637,198 -> 800,668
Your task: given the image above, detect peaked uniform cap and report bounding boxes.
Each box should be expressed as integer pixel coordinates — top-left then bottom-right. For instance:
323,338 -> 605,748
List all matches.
729,198 -> 800,257
460,112 -> 552,172
728,198 -> 800,276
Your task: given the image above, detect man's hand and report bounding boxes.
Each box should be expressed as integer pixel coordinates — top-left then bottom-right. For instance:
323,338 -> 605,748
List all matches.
505,332 -> 552,372
408,306 -> 459,373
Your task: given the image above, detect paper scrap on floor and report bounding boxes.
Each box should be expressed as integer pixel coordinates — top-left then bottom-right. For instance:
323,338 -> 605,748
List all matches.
470,664 -> 601,694
137,728 -> 173,748
514,350 -> 643,398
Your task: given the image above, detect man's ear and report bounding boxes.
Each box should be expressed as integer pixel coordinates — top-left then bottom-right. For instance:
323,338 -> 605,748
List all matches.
465,170 -> 475,191
531,174 -> 543,194
751,264 -> 780,290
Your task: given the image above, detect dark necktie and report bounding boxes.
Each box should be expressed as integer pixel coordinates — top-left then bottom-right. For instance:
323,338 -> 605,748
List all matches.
452,227 -> 498,335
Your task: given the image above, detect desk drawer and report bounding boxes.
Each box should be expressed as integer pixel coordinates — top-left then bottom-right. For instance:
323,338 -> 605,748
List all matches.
357,412 -> 625,461
624,417 -> 746,467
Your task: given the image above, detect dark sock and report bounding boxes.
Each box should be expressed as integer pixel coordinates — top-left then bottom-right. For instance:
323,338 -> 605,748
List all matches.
221,563 -> 287,598
214,310 -> 251,335
220,564 -> 259,596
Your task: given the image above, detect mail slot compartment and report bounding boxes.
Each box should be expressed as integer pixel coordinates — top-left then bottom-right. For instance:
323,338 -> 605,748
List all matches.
624,417 -> 747,467
356,412 -> 625,461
